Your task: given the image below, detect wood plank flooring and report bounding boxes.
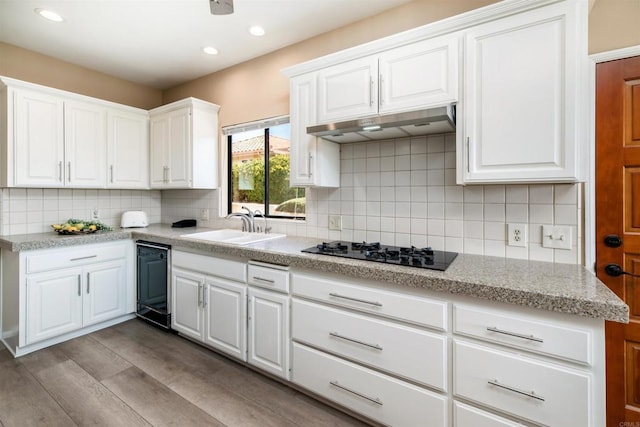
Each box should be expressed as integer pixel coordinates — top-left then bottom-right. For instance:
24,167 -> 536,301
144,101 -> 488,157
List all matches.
0,319 -> 368,427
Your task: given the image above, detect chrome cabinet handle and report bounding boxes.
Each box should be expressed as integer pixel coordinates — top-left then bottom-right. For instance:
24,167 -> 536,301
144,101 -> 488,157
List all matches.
68,161 -> 71,180
252,276 -> 275,284
202,284 -> 207,308
466,137 -> 470,173
110,165 -> 114,183
379,74 -> 384,106
330,380 -> 382,406
77,275 -> 81,296
58,161 -> 63,181
369,77 -> 374,106
329,332 -> 383,351
86,272 -> 90,294
70,255 -> 97,262
329,292 -> 382,307
486,326 -> 544,343
197,284 -> 202,307
488,379 -> 545,402
165,166 -> 170,183
308,153 -> 313,177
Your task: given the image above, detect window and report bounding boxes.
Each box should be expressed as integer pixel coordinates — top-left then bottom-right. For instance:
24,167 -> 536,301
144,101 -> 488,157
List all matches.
227,118 -> 305,218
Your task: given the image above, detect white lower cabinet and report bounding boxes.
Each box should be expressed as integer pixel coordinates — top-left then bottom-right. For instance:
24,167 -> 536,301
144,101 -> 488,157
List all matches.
454,402 -> 525,427
293,343 -> 447,426
205,277 -> 247,361
171,267 -> 206,341
247,286 -> 290,379
1,240 -> 134,356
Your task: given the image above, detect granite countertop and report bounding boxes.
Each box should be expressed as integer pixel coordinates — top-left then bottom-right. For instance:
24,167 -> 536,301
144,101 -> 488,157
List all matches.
0,224 -> 629,323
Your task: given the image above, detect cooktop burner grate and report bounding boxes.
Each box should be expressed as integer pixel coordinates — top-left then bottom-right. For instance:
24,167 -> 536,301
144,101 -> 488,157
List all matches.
303,241 -> 458,271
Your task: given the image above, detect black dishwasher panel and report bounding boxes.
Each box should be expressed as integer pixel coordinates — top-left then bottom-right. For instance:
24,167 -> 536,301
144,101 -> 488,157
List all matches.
136,241 -> 171,329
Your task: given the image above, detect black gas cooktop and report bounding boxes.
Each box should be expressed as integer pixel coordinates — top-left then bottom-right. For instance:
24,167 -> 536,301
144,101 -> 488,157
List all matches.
302,241 -> 458,271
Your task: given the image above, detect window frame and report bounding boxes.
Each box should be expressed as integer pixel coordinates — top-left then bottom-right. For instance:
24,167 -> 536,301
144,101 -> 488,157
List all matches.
226,121 -> 304,220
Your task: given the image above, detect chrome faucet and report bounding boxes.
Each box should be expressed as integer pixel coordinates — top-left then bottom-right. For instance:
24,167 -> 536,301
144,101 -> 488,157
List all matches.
252,209 -> 271,234
225,212 -> 251,232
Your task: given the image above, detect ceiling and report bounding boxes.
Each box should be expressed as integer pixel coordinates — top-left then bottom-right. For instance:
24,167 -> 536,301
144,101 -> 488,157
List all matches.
0,0 -> 413,90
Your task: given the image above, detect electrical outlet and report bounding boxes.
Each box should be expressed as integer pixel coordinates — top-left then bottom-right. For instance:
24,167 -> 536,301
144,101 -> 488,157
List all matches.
200,209 -> 210,221
507,223 -> 527,247
91,207 -> 99,220
542,225 -> 572,250
328,215 -> 342,231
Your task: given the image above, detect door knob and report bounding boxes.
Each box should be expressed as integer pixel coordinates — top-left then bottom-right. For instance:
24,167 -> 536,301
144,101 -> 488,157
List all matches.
604,263 -> 640,278
604,234 -> 623,248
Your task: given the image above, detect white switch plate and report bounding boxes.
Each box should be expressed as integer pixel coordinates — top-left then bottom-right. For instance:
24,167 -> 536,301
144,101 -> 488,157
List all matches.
200,209 -> 210,221
507,223 -> 527,247
542,225 -> 572,250
328,215 -> 342,231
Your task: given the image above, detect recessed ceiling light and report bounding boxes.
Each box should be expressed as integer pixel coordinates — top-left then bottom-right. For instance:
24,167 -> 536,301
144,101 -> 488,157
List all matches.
35,8 -> 64,22
249,25 -> 266,37
202,46 -> 219,55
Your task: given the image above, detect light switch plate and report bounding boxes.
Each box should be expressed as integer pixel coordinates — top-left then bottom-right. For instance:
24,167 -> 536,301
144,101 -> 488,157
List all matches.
542,225 -> 572,250
200,209 -> 210,221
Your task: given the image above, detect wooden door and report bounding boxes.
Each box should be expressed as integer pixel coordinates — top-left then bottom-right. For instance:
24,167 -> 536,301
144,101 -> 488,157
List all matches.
596,55 -> 640,426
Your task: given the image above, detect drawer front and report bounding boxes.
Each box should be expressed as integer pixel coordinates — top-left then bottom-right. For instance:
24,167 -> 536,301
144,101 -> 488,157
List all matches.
454,341 -> 590,427
454,305 -> 591,365
291,272 -> 448,330
292,299 -> 447,390
293,343 -> 447,427
454,401 -> 525,427
248,262 -> 289,293
26,241 -> 129,274
172,250 -> 246,282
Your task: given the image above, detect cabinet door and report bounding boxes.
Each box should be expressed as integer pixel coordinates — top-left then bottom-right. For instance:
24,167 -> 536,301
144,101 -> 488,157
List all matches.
64,100 -> 107,188
107,109 -> 149,189
83,259 -> 127,326
26,269 -> 83,344
149,113 -> 169,188
317,56 -> 378,123
13,88 -> 65,187
171,267 -> 205,340
290,74 -> 340,188
204,278 -> 247,361
379,35 -> 458,114
247,287 -> 290,379
461,2 -> 584,183
166,107 -> 191,188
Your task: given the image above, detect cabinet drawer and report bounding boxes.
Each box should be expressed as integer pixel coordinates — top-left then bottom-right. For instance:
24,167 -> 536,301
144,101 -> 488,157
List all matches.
292,299 -> 446,390
26,241 -> 129,274
291,272 -> 447,330
293,343 -> 447,427
172,250 -> 246,282
453,341 -> 590,427
454,401 -> 525,427
453,305 -> 591,365
248,261 -> 289,293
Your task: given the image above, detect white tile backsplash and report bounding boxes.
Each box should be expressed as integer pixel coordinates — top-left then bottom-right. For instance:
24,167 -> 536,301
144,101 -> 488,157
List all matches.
0,134 -> 582,265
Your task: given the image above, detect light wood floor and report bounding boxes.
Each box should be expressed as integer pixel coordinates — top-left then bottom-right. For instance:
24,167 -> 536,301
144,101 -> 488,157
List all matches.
0,319 -> 368,426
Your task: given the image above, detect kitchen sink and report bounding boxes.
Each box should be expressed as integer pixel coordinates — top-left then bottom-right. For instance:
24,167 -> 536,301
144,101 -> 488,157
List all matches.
180,229 -> 286,245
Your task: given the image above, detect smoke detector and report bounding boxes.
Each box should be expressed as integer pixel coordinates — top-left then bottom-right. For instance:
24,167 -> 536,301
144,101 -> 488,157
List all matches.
210,0 -> 233,15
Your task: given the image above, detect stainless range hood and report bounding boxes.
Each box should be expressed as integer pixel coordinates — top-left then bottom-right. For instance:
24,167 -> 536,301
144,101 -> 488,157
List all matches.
307,105 -> 456,143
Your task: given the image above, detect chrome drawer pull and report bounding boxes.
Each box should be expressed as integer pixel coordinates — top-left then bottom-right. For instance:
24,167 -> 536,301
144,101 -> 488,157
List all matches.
328,293 -> 382,307
252,276 -> 275,284
486,326 -> 543,343
329,332 -> 383,351
488,379 -> 545,402
70,255 -> 98,262
330,380 -> 383,406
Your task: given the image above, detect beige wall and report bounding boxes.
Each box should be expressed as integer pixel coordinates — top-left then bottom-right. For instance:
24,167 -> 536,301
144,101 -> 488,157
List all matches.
162,0 -> 500,128
589,0 -> 640,54
0,42 -> 162,110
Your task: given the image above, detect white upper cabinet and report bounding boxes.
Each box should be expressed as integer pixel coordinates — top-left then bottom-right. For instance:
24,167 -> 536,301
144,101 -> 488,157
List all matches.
317,56 -> 378,123
289,74 -> 340,188
11,88 -> 65,187
459,1 -> 586,184
107,108 -> 149,189
149,98 -> 220,189
1,76 -> 149,189
64,100 -> 107,188
316,35 -> 459,124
